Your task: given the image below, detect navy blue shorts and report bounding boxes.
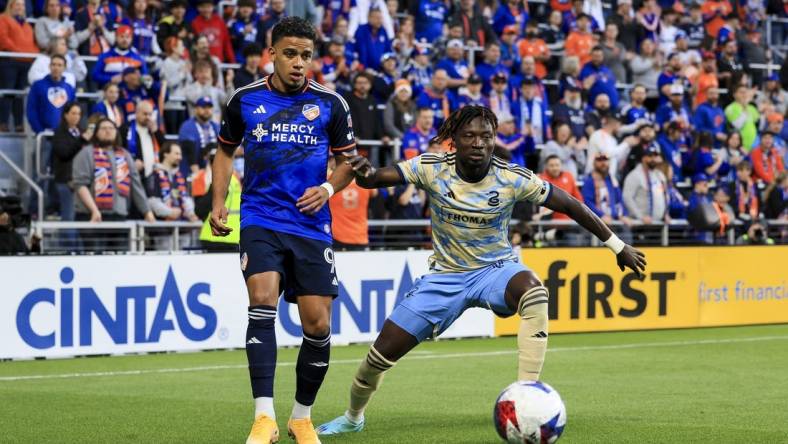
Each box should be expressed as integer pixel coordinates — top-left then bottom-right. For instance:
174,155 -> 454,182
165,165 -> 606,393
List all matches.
239,226 -> 339,303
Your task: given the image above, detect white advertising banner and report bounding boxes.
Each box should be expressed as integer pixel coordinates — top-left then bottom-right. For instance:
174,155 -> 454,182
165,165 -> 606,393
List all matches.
0,251 -> 494,360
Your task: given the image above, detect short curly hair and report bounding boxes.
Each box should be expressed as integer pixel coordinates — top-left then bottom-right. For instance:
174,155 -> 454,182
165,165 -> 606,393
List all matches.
271,16 -> 318,47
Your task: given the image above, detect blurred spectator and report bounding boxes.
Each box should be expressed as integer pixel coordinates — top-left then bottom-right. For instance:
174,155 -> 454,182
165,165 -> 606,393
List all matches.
456,74 -> 487,108
728,160 -> 760,223
400,107 -> 435,160
674,32 -> 701,70
623,122 -> 657,176
229,0 -> 260,63
609,0 -> 637,52
121,101 -> 165,177
541,10 -> 566,59
656,84 -> 691,130
192,0 -> 235,63
450,0 -> 496,47
184,60 -> 229,124
28,37 -> 87,88
498,25 -> 520,71
657,52 -> 691,107
580,45 -> 619,110
328,156 -> 377,251
564,0 -> 599,34
178,96 -> 218,177
620,84 -> 653,137
725,84 -> 759,151
436,40 -> 469,90
736,221 -> 775,245
582,151 -> 630,226
757,74 -> 788,116
693,87 -> 726,148
492,0 -> 528,36
623,145 -> 670,225
191,34 -> 227,91
159,36 -> 191,132
716,132 -> 746,184
517,21 -> 550,80
551,83 -> 587,141
389,181 -> 426,220
346,72 -> 386,163
0,196 -> 29,254
35,0 -> 79,50
510,57 -> 546,102
234,43 -> 264,88
513,77 -> 549,149
630,39 -> 661,105
417,69 -> 456,128
197,146 -> 242,251
118,65 -> 163,122
146,142 -> 198,222
383,79 -> 417,140
91,82 -> 125,128
91,25 -> 147,87
404,44 -> 433,97
716,13 -> 739,48
741,29 -> 766,86
156,0 -> 190,51
412,0 -> 448,42
565,13 -> 594,66
537,154 -> 583,221
682,3 -> 705,49
600,23 -> 627,84
52,101 -> 91,224
686,173 -> 716,244
657,8 -> 680,56
348,0 -> 394,42
258,0 -> 286,47
495,113 -> 527,167
540,121 -> 586,179
73,0 -> 121,56
487,71 -> 512,120
286,0 -> 319,30
371,52 -> 399,102
584,93 -> 612,134
0,0 -> 39,133
636,0 -> 660,41
686,132 -> 723,180
72,118 -> 154,224
716,39 -> 742,90
750,131 -> 786,184
391,15 -> 416,64
763,172 -> 788,219
321,0 -> 352,35
26,54 -> 75,135
475,43 -> 506,95
122,0 -> 160,57
657,121 -> 688,183
354,8 -> 391,71
587,112 -> 634,175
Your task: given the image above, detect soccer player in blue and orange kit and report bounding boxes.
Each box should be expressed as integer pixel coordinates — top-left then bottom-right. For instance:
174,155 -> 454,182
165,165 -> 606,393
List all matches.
317,106 -> 647,436
209,17 -> 358,444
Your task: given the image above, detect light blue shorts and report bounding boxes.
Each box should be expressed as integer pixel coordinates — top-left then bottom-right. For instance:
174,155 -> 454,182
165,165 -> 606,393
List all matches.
388,260 -> 529,342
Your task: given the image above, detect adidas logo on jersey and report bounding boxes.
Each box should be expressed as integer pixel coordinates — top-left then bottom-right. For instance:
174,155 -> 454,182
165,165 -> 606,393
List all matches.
531,331 -> 548,338
247,337 -> 262,344
252,105 -> 266,114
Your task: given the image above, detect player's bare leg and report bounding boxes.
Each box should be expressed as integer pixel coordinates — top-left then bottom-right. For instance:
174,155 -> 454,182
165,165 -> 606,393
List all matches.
504,271 -> 549,381
317,321 -> 418,435
246,272 -> 281,444
287,295 -> 333,444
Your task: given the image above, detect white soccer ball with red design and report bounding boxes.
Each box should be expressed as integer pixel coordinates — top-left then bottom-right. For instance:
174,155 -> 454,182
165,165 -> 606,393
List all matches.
493,381 -> 566,444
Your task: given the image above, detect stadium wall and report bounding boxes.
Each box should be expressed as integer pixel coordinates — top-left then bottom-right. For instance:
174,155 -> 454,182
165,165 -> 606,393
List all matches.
0,251 -> 494,360
495,246 -> 788,335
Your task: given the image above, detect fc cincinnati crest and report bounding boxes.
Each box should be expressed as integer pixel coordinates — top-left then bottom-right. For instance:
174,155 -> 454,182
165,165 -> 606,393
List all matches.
302,104 -> 320,121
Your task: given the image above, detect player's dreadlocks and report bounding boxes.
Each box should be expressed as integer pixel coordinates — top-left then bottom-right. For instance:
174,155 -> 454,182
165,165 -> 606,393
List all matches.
430,106 -> 499,145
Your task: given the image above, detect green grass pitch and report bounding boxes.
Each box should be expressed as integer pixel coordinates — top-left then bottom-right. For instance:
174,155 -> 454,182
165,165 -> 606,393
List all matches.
2,324 -> 787,443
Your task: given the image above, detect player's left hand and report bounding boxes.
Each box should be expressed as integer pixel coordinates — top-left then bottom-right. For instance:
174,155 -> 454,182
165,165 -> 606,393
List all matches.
297,186 -> 329,215
617,245 -> 647,278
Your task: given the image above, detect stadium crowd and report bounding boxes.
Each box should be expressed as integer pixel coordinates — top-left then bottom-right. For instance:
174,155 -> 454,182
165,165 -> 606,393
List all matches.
1,0 -> 788,253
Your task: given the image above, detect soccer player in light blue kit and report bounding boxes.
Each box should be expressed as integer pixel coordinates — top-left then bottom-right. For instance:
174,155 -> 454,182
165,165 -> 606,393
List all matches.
210,16 -> 358,444
318,106 -> 647,436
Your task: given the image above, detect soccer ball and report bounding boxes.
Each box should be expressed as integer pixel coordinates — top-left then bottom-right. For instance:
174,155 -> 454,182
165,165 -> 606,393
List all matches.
493,381 -> 566,444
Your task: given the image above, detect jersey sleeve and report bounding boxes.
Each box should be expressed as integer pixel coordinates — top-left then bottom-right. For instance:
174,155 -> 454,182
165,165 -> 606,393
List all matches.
327,95 -> 357,154
395,155 -> 429,189
511,168 -> 552,204
218,93 -> 245,152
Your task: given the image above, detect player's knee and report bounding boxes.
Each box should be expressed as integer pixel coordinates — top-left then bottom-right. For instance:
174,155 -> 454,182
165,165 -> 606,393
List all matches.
302,318 -> 331,337
248,290 -> 278,307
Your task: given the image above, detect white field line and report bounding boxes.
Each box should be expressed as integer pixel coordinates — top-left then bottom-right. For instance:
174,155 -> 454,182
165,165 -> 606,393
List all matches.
1,335 -> 787,382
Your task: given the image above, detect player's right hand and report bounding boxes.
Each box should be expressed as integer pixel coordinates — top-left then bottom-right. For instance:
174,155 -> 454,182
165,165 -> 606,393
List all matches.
346,155 -> 374,178
209,206 -> 232,236
616,245 -> 646,278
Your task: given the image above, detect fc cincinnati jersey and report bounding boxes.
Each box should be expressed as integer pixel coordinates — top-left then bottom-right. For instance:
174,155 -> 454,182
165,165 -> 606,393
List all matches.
397,152 -> 552,272
219,76 -> 356,243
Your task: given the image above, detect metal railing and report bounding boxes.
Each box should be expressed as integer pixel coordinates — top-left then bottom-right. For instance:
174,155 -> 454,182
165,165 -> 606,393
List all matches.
0,150 -> 43,232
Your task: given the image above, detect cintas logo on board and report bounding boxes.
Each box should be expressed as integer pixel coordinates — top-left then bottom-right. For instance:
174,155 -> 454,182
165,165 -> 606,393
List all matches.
16,266 -> 217,350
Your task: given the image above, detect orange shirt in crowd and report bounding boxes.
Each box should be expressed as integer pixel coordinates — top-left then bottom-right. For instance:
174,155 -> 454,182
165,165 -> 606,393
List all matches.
330,180 -> 375,246
750,146 -> 786,184
517,38 -> 551,79
694,72 -> 718,107
565,31 -> 593,67
539,171 -> 583,220
0,14 -> 40,60
701,0 -> 732,38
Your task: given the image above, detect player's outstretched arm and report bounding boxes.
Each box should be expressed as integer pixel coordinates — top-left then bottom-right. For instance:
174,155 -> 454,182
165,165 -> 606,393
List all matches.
542,186 -> 647,277
345,155 -> 405,189
209,144 -> 236,236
